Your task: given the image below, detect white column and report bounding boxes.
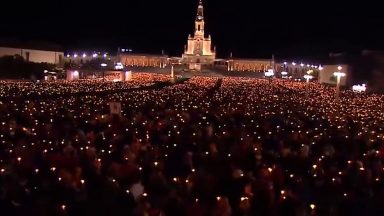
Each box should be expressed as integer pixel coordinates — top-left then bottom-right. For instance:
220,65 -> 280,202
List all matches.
125,71 -> 132,81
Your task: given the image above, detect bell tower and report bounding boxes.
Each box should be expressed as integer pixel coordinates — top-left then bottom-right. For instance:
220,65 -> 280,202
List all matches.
195,0 -> 204,38
182,0 -> 216,71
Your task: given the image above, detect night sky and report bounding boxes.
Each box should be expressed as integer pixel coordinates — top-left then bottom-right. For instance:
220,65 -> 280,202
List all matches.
1,0 -> 383,58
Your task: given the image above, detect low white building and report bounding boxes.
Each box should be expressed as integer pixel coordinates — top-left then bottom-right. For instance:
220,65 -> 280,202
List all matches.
0,45 -> 64,65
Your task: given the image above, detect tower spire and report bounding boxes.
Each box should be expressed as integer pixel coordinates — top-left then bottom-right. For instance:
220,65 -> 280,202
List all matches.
196,0 -> 204,21
194,0 -> 205,37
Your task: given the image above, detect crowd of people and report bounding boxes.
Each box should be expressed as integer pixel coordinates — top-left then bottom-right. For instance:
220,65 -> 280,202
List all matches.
0,73 -> 174,98
0,75 -> 383,216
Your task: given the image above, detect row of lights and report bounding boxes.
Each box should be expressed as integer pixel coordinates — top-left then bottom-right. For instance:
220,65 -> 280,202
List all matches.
121,49 -> 133,52
266,72 -> 314,82
283,62 -> 323,70
65,54 -> 323,72
66,48 -> 132,58
66,53 -> 109,58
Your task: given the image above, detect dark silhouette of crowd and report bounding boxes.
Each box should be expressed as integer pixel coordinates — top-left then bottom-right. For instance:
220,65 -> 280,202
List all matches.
0,74 -> 383,216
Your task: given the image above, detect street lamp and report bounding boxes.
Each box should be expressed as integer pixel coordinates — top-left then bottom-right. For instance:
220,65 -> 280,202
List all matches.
333,66 -> 346,100
303,74 -> 313,83
101,63 -> 107,81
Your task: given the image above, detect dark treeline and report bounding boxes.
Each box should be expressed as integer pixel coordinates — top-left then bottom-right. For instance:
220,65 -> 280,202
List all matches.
0,56 -> 56,80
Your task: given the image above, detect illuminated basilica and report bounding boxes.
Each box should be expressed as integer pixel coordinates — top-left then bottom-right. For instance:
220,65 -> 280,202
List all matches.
181,0 -> 216,71
118,0 -> 274,72
70,0 -> 277,73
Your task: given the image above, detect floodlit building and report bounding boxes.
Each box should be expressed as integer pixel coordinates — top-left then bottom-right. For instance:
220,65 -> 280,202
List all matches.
62,0 -> 326,78
181,0 -> 216,71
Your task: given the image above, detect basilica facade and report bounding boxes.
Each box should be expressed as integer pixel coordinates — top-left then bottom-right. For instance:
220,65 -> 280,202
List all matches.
65,0 -> 327,79
181,0 -> 216,71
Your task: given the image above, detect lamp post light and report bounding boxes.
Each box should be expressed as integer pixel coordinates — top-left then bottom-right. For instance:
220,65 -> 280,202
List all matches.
333,66 -> 346,100
304,74 -> 313,83
101,63 -> 107,81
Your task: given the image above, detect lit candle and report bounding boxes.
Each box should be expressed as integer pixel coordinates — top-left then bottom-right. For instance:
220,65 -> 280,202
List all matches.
310,204 -> 316,210
240,197 -> 248,201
